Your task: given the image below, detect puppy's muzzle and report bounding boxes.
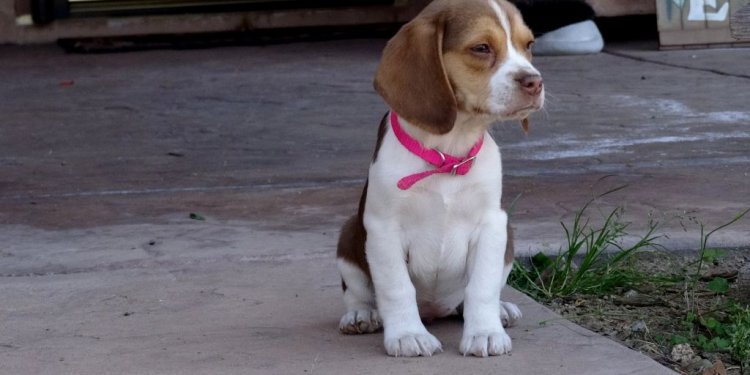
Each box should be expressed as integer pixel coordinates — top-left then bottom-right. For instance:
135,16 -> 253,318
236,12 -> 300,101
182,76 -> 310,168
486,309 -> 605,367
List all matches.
515,73 -> 543,97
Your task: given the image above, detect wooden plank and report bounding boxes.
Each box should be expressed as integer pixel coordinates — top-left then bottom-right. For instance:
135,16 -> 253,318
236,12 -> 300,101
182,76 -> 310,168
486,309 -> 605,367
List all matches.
706,0 -> 731,29
658,0 -> 750,46
659,27 -> 742,45
683,0 -> 708,30
730,3 -> 750,39
657,0 -> 684,31
586,0 -> 655,17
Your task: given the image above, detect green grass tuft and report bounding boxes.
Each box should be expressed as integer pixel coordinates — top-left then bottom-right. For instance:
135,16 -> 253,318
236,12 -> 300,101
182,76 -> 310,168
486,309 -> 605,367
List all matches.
509,195 -> 750,373
728,303 -> 750,373
509,188 -> 662,300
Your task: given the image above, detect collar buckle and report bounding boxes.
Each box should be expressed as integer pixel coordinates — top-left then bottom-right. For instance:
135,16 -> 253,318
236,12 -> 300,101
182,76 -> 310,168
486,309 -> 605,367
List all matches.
434,149 -> 447,167
451,156 -> 476,175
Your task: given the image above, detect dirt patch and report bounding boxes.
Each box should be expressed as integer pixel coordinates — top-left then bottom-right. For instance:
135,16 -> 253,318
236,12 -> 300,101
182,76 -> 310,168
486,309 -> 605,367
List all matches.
536,249 -> 750,375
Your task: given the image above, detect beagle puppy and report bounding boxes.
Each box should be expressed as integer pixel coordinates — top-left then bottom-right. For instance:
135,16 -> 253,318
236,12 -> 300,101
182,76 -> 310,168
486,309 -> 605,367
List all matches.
336,0 -> 544,357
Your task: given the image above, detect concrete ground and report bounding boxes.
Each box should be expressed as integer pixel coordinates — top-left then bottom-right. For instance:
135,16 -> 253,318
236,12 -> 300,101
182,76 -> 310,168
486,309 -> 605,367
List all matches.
1,38 -> 749,374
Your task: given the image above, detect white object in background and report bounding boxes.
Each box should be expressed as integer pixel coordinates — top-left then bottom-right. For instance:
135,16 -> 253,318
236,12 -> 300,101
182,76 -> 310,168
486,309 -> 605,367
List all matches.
532,20 -> 604,56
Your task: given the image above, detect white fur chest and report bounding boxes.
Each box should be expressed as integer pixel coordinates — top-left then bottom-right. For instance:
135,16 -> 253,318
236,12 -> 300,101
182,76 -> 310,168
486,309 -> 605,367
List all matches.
364,125 -> 503,318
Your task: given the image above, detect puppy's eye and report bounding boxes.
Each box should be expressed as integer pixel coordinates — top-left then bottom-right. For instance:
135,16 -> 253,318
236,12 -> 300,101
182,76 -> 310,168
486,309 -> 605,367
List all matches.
526,41 -> 535,51
470,43 -> 491,54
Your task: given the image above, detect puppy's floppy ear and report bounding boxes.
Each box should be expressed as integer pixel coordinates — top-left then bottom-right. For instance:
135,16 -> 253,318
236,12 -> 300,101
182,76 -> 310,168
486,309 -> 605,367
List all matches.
374,13 -> 457,135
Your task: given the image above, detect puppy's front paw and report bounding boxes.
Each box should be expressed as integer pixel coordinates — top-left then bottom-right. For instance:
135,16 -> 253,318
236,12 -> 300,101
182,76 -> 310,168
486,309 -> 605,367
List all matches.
339,309 -> 382,334
459,330 -> 512,357
500,301 -> 522,327
384,332 -> 442,357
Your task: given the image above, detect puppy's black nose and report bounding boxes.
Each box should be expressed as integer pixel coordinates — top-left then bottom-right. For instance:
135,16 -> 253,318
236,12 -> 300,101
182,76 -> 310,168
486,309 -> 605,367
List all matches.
516,74 -> 543,97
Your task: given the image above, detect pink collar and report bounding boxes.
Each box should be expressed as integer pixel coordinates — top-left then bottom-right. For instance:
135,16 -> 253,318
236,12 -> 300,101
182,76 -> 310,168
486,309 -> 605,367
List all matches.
390,111 -> 484,190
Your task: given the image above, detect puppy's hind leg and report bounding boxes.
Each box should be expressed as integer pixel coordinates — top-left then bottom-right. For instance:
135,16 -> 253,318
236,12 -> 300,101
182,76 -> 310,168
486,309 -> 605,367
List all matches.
337,216 -> 381,335
500,262 -> 522,327
338,259 -> 381,334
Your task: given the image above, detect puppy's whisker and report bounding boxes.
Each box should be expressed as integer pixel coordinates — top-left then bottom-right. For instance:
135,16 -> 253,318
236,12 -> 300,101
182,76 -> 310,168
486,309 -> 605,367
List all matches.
540,107 -> 551,120
541,90 -> 559,104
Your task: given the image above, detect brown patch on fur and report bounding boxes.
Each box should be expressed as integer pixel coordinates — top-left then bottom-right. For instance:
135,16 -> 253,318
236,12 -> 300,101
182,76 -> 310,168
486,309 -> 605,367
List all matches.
373,9 -> 457,135
442,12 -> 504,115
505,221 -> 515,265
502,2 -> 535,60
338,112 -> 387,275
336,182 -> 371,279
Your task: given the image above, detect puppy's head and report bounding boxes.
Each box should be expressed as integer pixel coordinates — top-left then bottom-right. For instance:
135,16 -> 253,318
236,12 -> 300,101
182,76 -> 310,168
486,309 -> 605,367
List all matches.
374,0 -> 544,134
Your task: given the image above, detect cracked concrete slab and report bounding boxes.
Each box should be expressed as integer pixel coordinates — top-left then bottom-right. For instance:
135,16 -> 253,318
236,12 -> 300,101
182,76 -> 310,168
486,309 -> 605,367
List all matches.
2,40 -> 747,251
0,223 -> 675,375
604,43 -> 750,78
1,39 -> 748,374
